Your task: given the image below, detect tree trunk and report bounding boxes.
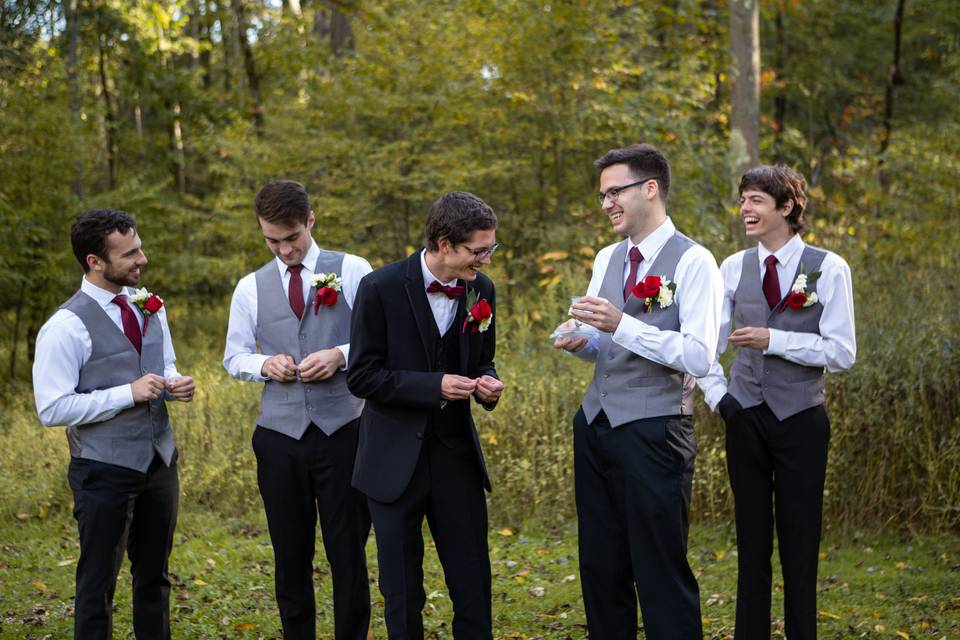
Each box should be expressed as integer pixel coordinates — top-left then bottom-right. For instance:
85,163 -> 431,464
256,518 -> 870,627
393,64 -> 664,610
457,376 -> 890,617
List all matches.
97,32 -> 117,190
878,0 -> 906,193
729,0 -> 760,182
285,0 -> 303,16
312,1 -> 355,55
232,0 -> 264,130
772,2 -> 788,162
172,101 -> 186,194
65,0 -> 84,198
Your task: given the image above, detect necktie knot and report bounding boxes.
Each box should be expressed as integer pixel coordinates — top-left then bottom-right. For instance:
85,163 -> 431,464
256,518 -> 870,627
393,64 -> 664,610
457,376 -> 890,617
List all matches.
629,246 -> 643,264
427,280 -> 464,299
287,264 -> 304,275
764,255 -> 778,267
113,294 -> 128,304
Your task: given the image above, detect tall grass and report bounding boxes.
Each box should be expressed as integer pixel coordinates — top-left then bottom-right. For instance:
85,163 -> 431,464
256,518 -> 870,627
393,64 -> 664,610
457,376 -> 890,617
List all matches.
2,229 -> 958,531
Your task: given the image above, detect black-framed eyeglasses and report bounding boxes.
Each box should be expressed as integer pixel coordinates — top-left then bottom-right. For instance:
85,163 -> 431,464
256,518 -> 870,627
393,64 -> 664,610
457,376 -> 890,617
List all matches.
597,176 -> 657,205
461,242 -> 501,260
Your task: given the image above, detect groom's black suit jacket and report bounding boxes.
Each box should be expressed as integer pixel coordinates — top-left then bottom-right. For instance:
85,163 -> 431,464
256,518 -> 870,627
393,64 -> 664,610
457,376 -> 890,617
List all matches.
347,250 -> 498,503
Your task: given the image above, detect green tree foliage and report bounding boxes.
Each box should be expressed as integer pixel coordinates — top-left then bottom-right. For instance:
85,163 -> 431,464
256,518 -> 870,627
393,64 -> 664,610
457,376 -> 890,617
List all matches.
1,0 -> 958,528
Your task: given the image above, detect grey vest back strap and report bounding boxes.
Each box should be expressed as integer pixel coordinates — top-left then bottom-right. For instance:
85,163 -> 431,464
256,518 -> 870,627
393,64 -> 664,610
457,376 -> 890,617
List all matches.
728,245 -> 828,420
254,251 -> 364,438
581,232 -> 697,427
61,290 -> 174,472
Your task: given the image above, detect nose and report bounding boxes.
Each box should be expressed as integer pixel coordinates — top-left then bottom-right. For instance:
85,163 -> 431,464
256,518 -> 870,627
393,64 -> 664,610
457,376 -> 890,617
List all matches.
138,251 -> 148,265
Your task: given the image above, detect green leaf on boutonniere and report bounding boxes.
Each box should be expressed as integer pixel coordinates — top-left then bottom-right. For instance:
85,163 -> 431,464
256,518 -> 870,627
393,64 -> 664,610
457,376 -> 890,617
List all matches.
465,288 -> 480,310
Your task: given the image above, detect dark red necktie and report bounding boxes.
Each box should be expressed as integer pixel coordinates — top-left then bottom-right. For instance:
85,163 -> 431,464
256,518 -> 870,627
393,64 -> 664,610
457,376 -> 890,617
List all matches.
623,246 -> 643,301
762,254 -> 781,309
426,280 -> 464,299
288,264 -> 305,320
111,294 -> 142,353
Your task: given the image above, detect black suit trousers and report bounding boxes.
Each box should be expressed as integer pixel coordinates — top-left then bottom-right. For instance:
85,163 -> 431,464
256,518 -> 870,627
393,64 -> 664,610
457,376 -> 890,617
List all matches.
574,408 -> 702,640
253,421 -> 371,640
68,454 -> 179,640
367,431 -> 492,640
723,401 -> 830,640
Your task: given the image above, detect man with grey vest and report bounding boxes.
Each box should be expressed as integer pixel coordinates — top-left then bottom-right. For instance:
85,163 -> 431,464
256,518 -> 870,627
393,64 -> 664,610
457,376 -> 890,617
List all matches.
554,144 -> 723,639
33,209 -> 194,640
223,180 -> 372,640
697,165 -> 855,640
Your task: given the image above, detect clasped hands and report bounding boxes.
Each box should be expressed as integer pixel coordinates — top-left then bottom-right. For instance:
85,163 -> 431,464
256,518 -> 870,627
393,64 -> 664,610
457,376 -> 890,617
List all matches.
131,374 -> 195,403
441,374 -> 504,404
261,348 -> 345,383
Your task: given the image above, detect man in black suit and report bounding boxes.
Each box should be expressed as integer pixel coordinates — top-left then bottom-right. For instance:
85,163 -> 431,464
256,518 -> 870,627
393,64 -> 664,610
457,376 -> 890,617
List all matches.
347,191 -> 504,640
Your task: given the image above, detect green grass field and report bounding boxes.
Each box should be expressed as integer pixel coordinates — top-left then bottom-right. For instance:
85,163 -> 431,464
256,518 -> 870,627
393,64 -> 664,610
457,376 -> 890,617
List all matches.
1,512 -> 957,639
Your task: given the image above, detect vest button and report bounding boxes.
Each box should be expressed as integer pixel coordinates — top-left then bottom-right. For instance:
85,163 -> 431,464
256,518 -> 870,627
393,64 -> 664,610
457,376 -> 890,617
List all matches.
603,374 -> 610,379
600,392 -> 607,397
153,438 -> 159,445
300,334 -> 307,340
416,431 -> 424,440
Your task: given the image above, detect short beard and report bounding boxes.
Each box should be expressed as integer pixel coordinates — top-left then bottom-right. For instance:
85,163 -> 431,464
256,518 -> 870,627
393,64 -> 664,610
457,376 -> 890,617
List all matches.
103,265 -> 140,288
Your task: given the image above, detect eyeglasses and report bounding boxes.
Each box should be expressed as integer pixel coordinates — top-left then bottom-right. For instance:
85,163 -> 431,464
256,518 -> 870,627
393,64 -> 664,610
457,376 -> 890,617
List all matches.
461,242 -> 500,260
597,177 -> 657,206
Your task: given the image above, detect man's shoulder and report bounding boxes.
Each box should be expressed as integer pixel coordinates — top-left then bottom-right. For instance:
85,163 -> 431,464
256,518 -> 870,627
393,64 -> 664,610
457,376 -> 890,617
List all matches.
363,256 -> 409,286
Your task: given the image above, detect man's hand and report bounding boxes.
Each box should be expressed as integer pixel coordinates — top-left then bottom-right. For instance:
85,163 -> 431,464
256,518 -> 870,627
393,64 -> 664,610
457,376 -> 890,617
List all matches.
131,373 -> 167,403
728,327 -> 770,350
299,348 -> 345,382
261,354 -> 298,382
441,375 -> 477,401
475,375 -> 504,404
552,319 -> 589,352
166,376 -> 196,402
570,296 -> 623,333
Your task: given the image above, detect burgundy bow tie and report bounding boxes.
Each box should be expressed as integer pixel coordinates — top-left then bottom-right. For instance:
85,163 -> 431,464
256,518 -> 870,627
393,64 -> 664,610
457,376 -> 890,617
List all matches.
427,280 -> 464,299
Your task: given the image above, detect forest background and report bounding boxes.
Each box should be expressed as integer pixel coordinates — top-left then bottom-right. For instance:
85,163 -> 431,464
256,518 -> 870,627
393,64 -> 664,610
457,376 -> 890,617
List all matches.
1,0 -> 958,536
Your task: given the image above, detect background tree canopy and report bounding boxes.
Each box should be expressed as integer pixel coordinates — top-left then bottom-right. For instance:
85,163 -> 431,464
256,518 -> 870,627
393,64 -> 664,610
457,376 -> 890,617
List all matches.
1,0 -> 958,530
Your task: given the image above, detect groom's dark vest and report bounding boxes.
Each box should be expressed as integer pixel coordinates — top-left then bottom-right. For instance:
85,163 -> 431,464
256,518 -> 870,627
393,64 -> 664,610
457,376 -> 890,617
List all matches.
254,250 -> 364,438
727,245 -> 828,421
581,233 -> 698,427
60,290 -> 174,473
426,317 -> 470,446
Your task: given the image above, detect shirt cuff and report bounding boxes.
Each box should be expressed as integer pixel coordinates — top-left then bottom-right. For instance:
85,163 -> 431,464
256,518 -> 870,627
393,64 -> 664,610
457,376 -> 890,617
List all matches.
336,344 -> 349,371
703,384 -> 727,412
764,328 -> 786,356
118,384 -> 136,409
612,313 -> 648,350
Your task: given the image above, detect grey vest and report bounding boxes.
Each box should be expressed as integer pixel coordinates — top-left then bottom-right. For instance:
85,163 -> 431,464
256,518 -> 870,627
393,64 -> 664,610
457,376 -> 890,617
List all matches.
582,233 -> 698,427
727,245 -> 828,421
60,290 -> 174,473
254,251 -> 364,438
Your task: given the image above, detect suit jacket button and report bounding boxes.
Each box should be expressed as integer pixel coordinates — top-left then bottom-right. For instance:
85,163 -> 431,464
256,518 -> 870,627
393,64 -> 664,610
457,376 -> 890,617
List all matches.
416,431 -> 424,440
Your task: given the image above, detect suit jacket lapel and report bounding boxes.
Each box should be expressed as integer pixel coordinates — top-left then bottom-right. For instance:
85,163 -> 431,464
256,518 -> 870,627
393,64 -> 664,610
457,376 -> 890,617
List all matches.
457,283 -> 470,375
403,251 -> 438,368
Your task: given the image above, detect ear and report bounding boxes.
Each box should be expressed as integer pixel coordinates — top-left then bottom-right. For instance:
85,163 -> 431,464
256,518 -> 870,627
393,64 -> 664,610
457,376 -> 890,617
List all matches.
644,179 -> 659,201
306,210 -> 316,229
780,200 -> 794,217
437,237 -> 454,254
86,253 -> 104,273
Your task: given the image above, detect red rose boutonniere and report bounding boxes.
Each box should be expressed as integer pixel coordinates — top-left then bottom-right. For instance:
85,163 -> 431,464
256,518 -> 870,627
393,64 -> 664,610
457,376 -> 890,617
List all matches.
779,265 -> 821,313
128,287 -> 164,335
309,273 -> 342,314
461,289 -> 493,334
631,275 -> 676,312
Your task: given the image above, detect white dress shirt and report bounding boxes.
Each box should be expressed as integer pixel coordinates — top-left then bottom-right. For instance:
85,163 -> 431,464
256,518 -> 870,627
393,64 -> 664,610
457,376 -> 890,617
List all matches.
697,233 -> 857,410
223,241 -> 372,381
420,249 -> 459,334
573,217 -> 724,378
33,277 -> 181,427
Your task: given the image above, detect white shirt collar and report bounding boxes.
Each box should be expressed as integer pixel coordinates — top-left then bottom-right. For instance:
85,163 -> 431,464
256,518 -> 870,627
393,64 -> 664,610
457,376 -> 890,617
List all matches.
758,233 -> 804,266
420,249 -> 457,290
626,217 -> 676,262
275,239 -> 320,275
81,276 -> 128,309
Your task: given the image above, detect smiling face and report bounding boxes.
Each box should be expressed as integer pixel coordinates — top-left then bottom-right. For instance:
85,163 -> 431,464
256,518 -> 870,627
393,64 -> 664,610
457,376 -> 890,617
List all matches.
87,228 -> 147,292
739,188 -> 795,250
259,212 -> 315,266
598,163 -> 662,243
431,228 -> 497,282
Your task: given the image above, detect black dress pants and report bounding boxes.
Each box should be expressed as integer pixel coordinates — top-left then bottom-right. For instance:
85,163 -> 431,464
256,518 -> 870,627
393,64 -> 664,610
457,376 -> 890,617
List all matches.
253,421 -> 371,640
68,454 -> 179,640
723,400 -> 830,640
573,408 -> 702,640
367,432 -> 492,640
